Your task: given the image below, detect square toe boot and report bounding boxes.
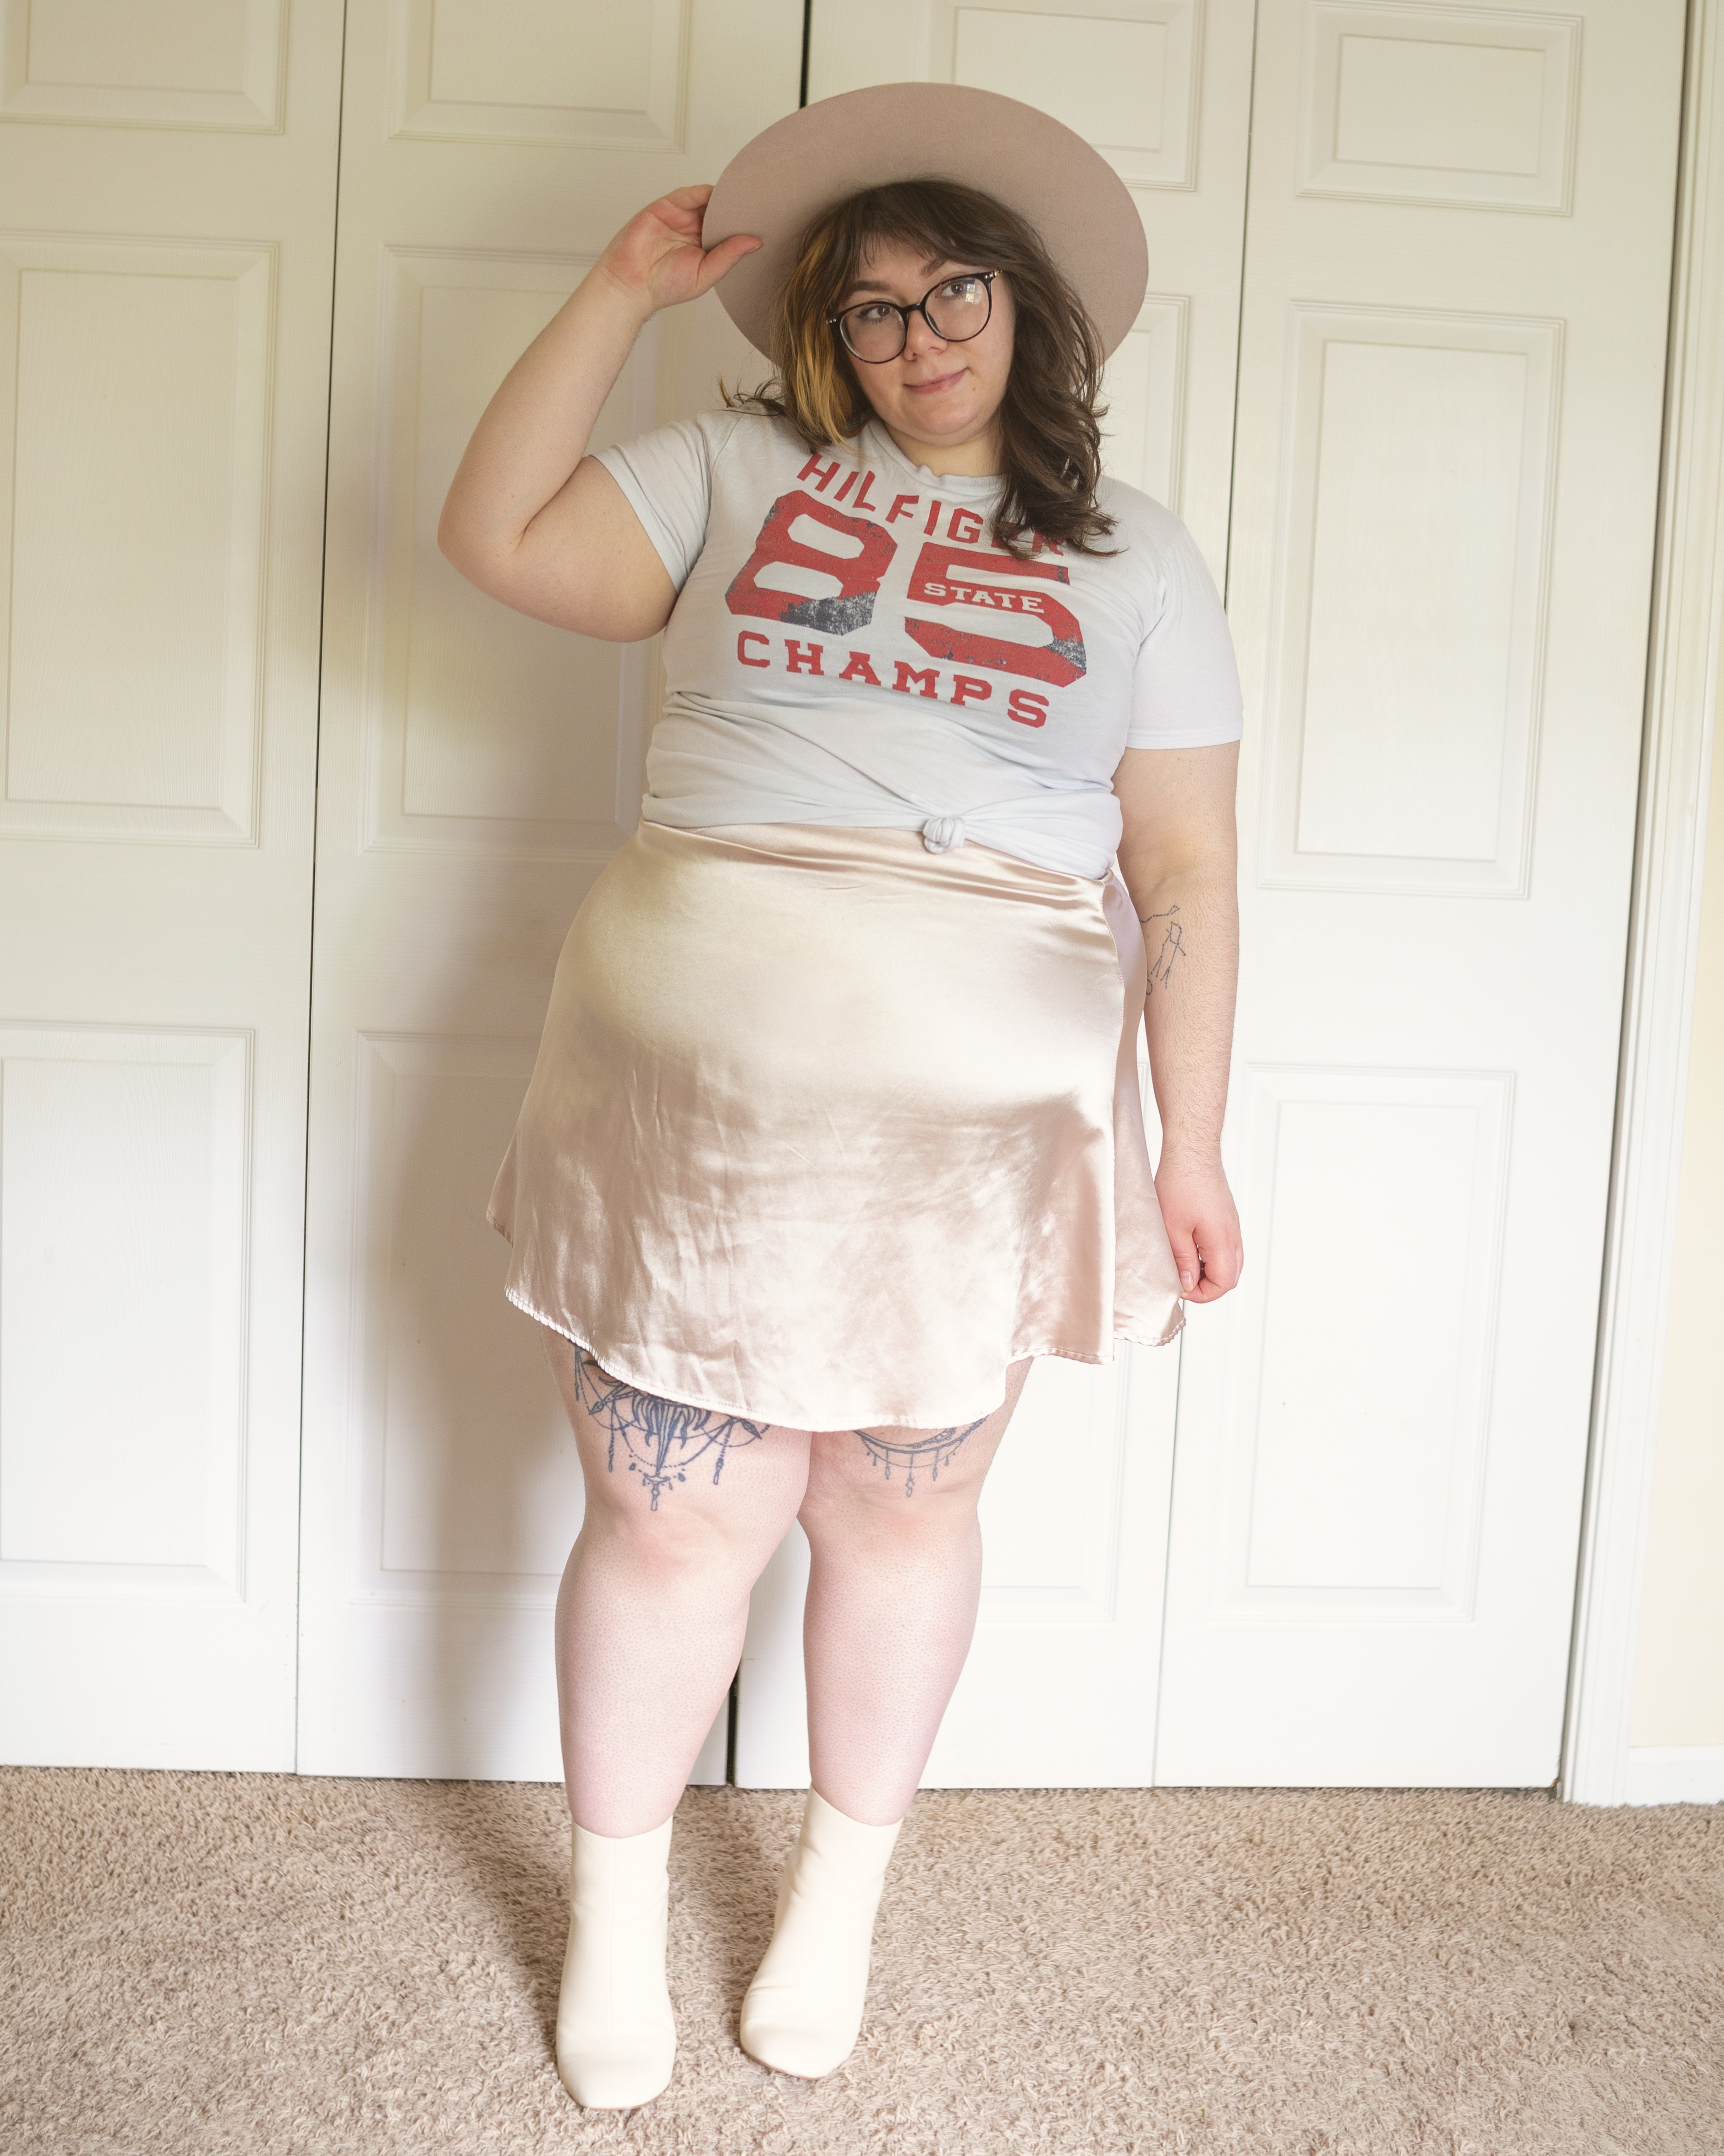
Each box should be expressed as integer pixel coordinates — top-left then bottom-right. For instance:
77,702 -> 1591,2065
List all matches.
555,1817 -> 677,2108
738,1788 -> 903,2080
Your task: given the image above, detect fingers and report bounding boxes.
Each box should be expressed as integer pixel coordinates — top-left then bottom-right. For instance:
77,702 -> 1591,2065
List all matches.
693,232 -> 762,294
1156,1179 -> 1244,1304
630,185 -> 715,249
1166,1218 -> 1202,1298
1194,1216 -> 1244,1299
649,184 -> 725,239
1183,1247 -> 1240,1303
1182,1224 -> 1243,1301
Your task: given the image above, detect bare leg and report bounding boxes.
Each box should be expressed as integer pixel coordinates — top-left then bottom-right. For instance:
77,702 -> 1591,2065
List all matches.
543,1330 -> 812,1836
797,1358 -> 1034,1825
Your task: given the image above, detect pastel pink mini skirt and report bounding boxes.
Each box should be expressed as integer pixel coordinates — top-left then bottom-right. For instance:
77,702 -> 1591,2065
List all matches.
488,820 -> 1183,1429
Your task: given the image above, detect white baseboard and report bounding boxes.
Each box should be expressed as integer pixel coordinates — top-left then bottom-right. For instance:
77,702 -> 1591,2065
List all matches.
1623,1745 -> 1724,1805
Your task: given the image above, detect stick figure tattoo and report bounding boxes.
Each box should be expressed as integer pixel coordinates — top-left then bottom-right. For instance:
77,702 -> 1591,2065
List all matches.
574,1356 -> 767,1511
1141,903 -> 1187,995
853,1417 -> 988,1498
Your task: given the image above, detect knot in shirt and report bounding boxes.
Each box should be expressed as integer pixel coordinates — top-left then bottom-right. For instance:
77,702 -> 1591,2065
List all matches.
920,815 -> 966,854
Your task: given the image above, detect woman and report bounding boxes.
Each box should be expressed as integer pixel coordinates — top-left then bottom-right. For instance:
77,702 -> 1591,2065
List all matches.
439,84 -> 1243,2110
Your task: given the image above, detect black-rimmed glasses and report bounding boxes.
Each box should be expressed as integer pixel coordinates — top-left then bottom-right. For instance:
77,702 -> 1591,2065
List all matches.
828,271 -> 998,364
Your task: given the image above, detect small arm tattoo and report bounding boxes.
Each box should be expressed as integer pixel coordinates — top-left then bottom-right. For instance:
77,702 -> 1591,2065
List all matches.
1140,904 -> 1187,995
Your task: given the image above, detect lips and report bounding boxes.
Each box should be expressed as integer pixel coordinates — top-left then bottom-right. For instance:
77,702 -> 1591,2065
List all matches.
905,368 -> 966,395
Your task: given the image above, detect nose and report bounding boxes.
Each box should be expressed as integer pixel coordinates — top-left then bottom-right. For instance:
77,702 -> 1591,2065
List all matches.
901,306 -> 948,361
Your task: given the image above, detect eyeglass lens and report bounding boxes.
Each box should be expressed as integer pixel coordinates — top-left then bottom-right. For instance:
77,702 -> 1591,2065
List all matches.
838,275 -> 992,362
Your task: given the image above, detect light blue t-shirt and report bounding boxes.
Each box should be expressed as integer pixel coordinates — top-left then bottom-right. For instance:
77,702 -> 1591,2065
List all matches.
596,411 -> 1242,878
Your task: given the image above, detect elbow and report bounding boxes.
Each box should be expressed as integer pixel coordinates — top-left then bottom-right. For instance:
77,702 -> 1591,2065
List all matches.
1116,840 -> 1197,890
1116,846 -> 1237,907
437,501 -> 504,596
436,497 -> 471,575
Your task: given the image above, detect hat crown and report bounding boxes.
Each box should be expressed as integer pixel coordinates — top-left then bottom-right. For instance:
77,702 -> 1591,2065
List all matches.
703,82 -> 1149,361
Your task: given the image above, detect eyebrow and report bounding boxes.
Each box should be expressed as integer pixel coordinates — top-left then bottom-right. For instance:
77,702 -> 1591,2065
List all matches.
843,261 -> 982,299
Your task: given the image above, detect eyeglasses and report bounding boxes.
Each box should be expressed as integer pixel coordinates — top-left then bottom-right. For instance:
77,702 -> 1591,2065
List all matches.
828,271 -> 998,364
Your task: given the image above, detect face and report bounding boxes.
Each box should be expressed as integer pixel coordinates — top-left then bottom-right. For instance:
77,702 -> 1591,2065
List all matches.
836,239 -> 1016,460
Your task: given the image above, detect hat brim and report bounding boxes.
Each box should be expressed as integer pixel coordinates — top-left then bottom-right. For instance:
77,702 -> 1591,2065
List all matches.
701,83 -> 1148,361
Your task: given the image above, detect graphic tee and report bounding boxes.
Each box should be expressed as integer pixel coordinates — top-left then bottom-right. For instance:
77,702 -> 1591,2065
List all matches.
595,411 -> 1243,878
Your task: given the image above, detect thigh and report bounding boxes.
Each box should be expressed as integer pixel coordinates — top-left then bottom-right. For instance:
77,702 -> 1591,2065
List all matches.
543,1329 -> 812,1556
801,1357 -> 1034,1519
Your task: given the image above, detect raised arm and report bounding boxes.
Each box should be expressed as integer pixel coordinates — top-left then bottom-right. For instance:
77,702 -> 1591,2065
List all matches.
1113,742 -> 1243,1303
437,184 -> 759,640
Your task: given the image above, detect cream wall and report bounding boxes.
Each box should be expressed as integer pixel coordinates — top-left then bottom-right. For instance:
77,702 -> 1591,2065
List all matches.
1632,668 -> 1724,1748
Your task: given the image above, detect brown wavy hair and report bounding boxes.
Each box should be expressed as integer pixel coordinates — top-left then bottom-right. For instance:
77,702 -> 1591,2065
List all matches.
726,179 -> 1116,558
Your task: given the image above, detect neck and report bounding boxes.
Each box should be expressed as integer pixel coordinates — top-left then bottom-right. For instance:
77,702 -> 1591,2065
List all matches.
879,419 -> 1002,479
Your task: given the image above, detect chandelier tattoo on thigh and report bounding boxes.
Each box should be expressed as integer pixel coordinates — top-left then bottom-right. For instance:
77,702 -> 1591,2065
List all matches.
853,1417 -> 988,1498
575,1356 -> 767,1511
1140,903 -> 1187,994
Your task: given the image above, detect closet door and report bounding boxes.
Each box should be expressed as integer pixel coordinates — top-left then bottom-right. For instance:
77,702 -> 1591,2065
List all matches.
732,0 -> 1258,1790
1157,0 -> 1686,1786
0,2 -> 342,1767
296,0 -> 803,1777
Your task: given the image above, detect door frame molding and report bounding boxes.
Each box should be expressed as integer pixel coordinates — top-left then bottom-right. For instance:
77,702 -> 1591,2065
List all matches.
1564,0 -> 1724,1804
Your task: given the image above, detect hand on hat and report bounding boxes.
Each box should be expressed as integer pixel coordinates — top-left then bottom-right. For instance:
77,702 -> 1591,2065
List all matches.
595,185 -> 761,318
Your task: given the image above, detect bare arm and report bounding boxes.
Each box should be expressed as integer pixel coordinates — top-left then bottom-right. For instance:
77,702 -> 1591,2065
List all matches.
1113,742 -> 1243,1303
437,184 -> 759,639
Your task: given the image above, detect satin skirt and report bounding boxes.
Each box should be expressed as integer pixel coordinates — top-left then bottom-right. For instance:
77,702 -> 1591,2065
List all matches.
488,820 -> 1184,1429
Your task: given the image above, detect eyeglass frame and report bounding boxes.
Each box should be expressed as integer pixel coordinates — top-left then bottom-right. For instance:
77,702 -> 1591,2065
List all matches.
827,269 -> 999,364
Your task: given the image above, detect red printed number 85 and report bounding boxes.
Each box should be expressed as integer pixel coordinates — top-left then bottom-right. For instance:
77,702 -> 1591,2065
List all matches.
725,491 -> 1087,687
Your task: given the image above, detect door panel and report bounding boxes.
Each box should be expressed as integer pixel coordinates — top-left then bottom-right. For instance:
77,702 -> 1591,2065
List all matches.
732,0 -> 1257,1788
1257,306 -> 1561,895
365,250 -> 660,858
296,0 -> 803,1779
0,0 -> 287,131
1156,0 -> 1686,1786
0,0 -> 343,1768
0,237 -> 274,843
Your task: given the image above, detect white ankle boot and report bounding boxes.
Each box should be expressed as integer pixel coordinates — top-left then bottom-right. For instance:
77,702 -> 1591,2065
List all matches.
555,1817 -> 677,2108
739,1788 -> 903,2079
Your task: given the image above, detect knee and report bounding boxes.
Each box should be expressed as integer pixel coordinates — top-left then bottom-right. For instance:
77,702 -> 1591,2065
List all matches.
580,1487 -> 785,1585
798,1454 -> 982,1551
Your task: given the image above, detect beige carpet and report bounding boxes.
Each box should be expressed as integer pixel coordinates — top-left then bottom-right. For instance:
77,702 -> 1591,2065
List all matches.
1,1770 -> 1719,2155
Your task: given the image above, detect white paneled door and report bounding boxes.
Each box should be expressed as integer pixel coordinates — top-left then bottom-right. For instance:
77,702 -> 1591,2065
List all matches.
734,0 -> 1260,1789
1158,0 -> 1686,1786
1,0 -> 1688,1796
0,3 -> 343,1766
769,0 -> 1688,1793
294,0 -> 804,1777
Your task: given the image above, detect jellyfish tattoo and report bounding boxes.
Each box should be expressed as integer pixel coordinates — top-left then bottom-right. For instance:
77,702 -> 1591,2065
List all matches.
574,1357 -> 768,1511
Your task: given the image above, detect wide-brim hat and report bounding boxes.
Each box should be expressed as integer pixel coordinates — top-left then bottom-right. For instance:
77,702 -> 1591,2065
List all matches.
702,83 -> 1148,361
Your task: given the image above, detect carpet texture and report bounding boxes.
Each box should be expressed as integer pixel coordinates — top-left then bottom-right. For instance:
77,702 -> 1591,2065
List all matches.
1,1769 -> 1719,2155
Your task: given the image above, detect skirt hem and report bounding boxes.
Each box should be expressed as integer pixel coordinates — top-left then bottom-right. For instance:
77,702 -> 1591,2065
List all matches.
495,1244 -> 1184,1431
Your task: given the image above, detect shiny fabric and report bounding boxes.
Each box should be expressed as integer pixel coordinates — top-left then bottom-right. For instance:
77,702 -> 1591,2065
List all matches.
489,821 -> 1184,1430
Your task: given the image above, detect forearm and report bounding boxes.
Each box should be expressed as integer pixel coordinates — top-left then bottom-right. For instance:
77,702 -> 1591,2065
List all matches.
1129,867 -> 1239,1166
439,265 -> 651,571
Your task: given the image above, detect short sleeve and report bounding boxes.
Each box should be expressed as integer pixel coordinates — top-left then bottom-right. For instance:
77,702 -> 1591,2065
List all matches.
1125,519 -> 1244,750
593,414 -> 727,592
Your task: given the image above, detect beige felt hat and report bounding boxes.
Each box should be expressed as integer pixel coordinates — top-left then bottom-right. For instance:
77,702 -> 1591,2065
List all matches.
701,83 -> 1148,360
